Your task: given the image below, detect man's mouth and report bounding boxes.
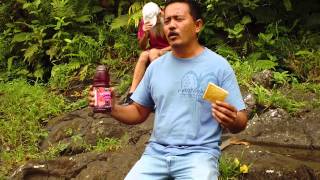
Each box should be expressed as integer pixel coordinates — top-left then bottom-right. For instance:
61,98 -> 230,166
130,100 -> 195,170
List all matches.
168,32 -> 179,39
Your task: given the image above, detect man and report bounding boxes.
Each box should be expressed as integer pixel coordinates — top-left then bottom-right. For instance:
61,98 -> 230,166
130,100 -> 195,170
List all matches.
89,0 -> 247,179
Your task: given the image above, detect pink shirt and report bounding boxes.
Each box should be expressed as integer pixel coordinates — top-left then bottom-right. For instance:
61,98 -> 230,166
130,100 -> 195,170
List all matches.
137,20 -> 169,50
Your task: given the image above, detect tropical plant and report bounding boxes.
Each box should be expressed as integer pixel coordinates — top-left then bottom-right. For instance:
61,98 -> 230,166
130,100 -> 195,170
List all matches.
219,156 -> 250,180
250,84 -> 305,112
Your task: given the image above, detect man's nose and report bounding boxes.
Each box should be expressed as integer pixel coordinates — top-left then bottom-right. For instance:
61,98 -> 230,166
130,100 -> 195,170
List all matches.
168,20 -> 176,30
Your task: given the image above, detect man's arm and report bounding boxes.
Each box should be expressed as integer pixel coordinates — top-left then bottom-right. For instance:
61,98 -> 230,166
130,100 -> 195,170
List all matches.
88,86 -> 152,125
111,102 -> 152,125
212,101 -> 248,133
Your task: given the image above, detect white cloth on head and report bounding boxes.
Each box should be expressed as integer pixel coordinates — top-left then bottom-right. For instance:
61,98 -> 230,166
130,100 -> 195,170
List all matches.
142,2 -> 160,27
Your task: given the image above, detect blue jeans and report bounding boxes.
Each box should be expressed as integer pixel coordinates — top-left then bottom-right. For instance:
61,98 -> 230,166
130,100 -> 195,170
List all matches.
124,153 -> 219,180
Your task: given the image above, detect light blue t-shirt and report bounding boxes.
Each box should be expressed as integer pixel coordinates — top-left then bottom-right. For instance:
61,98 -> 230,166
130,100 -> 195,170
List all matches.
131,47 -> 246,158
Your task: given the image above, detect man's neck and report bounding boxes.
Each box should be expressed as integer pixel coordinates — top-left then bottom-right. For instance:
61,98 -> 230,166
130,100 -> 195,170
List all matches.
172,41 -> 204,59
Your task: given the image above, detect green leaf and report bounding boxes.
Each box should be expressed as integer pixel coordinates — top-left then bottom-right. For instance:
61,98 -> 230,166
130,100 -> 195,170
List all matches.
283,0 -> 292,11
92,5 -> 104,14
7,56 -> 18,71
74,15 -> 92,23
12,33 -> 32,43
64,38 -> 72,43
241,16 -> 252,25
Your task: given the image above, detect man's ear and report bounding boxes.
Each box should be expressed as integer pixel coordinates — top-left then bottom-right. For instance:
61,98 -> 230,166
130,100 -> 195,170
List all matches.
195,19 -> 203,33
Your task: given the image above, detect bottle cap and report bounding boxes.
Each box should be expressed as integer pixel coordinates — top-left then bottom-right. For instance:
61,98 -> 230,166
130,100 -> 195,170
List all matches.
93,65 -> 110,87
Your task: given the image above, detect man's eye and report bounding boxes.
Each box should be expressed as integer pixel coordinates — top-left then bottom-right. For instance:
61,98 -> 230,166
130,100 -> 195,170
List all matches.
176,17 -> 184,21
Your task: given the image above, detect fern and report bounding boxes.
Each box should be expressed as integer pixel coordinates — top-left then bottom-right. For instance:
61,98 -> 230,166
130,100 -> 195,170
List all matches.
253,60 -> 278,71
128,2 -> 144,27
216,44 -> 241,62
50,0 -> 75,19
110,15 -> 130,31
23,44 -> 39,65
67,61 -> 81,71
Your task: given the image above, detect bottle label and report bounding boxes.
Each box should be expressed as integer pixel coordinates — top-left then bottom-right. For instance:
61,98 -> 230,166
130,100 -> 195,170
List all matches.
94,87 -> 112,110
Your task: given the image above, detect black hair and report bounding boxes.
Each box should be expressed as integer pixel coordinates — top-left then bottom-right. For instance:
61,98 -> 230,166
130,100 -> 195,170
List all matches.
164,0 -> 202,21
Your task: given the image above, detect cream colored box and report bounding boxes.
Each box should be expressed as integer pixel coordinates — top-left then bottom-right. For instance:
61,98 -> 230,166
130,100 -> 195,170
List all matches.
202,82 -> 229,103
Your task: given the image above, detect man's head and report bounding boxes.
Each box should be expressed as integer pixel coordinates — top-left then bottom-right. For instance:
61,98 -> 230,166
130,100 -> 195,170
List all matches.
163,0 -> 203,48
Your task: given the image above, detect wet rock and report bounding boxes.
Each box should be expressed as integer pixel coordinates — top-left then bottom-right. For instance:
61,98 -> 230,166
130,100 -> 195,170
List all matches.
252,70 -> 273,89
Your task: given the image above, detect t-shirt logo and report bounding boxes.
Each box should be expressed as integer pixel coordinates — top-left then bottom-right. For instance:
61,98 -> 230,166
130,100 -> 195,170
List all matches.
178,71 -> 216,100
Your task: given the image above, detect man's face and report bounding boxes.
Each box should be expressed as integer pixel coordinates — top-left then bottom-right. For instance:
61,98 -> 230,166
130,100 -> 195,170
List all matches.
163,3 -> 201,48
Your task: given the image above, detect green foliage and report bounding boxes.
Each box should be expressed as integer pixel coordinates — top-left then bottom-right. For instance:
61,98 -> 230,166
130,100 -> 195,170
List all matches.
217,44 -> 278,87
272,71 -> 291,86
0,80 -> 67,176
288,49 -> 320,82
219,156 -> 250,179
231,60 -> 254,86
40,142 -> 69,160
225,16 -> 252,39
292,82 -> 320,95
91,137 -> 121,152
250,85 -> 305,112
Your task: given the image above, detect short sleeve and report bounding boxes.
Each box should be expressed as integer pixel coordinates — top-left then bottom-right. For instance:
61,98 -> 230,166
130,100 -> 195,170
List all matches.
131,67 -> 155,108
220,67 -> 246,111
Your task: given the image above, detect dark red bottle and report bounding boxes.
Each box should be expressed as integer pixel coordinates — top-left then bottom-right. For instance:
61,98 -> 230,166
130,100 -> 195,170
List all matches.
93,65 -> 112,113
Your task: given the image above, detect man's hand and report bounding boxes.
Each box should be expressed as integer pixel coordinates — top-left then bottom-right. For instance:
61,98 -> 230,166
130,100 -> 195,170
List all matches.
88,85 -> 152,125
88,85 -> 116,109
88,85 -> 95,107
211,101 -> 247,133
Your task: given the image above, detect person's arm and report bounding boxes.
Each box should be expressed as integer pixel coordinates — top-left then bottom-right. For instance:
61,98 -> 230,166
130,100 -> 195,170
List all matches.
211,101 -> 248,133
159,46 -> 171,56
88,86 -> 152,125
111,102 -> 152,125
138,21 -> 153,50
139,32 -> 149,50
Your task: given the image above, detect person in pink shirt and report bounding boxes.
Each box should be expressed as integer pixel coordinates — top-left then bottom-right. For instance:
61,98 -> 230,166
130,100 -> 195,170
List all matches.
124,2 -> 171,104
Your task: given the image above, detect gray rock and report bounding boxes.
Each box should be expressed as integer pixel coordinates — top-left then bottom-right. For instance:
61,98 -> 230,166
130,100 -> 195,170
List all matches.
41,108 -> 153,154
252,70 -> 273,89
234,108 -> 314,148
243,92 -> 256,117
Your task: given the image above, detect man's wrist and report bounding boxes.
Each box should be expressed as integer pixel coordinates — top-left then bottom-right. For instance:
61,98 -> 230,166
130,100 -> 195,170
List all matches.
229,111 -> 246,133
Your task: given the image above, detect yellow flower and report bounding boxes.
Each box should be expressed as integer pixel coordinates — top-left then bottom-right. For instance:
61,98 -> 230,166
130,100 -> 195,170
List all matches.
234,158 -> 240,166
240,164 -> 249,173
